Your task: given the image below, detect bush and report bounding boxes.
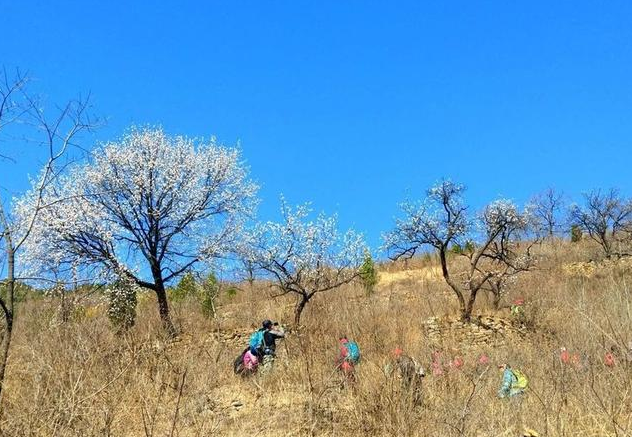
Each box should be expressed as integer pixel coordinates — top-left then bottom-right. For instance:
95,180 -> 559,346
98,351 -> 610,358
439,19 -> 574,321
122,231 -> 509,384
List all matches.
571,224 -> 583,243
225,286 -> 238,299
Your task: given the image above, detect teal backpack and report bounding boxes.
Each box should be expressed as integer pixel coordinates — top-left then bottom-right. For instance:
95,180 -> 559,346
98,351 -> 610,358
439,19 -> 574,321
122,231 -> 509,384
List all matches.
345,341 -> 361,364
249,330 -> 265,354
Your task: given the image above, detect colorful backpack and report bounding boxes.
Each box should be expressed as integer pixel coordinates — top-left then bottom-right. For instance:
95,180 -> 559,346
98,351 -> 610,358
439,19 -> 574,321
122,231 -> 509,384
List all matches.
243,349 -> 259,370
345,341 -> 361,364
512,368 -> 529,390
249,329 -> 265,354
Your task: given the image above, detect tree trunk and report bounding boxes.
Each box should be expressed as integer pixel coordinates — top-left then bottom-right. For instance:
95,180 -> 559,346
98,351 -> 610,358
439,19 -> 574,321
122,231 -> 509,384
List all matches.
439,247 -> 467,316
155,286 -> 176,337
491,282 -> 502,310
0,244 -> 15,406
462,297 -> 474,322
294,295 -> 310,326
462,285 -> 480,322
600,232 -> 612,258
492,290 -> 502,310
151,265 -> 176,337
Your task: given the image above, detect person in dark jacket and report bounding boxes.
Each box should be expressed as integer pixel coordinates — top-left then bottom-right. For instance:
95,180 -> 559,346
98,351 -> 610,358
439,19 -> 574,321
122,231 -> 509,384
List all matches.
260,319 -> 285,374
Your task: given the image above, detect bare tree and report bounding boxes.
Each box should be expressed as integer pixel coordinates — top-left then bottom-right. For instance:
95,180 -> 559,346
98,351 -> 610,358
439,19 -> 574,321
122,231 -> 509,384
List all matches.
0,68 -> 29,160
0,68 -> 97,403
384,180 -> 532,321
569,189 -> 632,258
243,199 -> 367,325
527,187 -> 565,238
17,127 -> 258,336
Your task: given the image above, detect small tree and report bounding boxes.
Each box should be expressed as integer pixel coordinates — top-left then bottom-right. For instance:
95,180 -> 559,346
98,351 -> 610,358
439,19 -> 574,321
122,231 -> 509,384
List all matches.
172,271 -> 197,302
200,272 -> 219,318
243,199 -> 367,325
569,189 -> 632,258
359,251 -> 379,295
384,180 -> 533,321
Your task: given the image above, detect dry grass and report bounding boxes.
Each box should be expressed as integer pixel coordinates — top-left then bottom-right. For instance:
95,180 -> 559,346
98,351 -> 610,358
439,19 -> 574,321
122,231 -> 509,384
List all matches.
1,240 -> 631,436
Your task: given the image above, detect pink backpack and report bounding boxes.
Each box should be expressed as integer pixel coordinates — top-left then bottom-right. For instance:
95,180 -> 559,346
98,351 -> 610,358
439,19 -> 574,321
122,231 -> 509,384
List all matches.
243,350 -> 259,370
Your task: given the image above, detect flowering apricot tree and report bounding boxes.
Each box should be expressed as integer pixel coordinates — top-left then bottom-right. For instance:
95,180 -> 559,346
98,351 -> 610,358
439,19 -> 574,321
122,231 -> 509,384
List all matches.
384,180 -> 533,321
242,199 -> 368,325
17,127 -> 258,335
477,200 -> 535,309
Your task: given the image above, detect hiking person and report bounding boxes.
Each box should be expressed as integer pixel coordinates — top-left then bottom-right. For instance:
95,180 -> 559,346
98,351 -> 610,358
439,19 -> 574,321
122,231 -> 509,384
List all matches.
497,363 -> 528,398
478,353 -> 490,366
385,347 -> 425,405
337,336 -> 360,385
559,347 -> 571,365
559,347 -> 584,370
259,319 -> 285,374
511,298 -> 525,317
246,319 -> 285,375
451,355 -> 464,370
604,351 -> 616,367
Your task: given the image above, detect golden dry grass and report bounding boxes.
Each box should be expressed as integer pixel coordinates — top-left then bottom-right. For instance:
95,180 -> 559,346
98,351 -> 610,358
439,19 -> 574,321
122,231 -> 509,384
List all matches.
1,240 -> 631,436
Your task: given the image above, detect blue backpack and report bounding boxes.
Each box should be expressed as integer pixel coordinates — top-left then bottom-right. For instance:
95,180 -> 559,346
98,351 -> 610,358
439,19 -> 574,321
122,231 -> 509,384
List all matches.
345,341 -> 361,364
249,329 -> 265,354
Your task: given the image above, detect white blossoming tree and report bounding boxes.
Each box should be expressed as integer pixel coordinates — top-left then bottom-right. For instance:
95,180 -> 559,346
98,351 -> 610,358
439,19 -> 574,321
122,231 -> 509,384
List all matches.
383,180 -> 534,321
17,127 -> 258,336
477,200 -> 535,309
242,199 -> 368,325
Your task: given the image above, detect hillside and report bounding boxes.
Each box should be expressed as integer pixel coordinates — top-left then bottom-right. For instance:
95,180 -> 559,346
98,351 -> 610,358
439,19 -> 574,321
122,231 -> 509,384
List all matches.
1,240 -> 631,436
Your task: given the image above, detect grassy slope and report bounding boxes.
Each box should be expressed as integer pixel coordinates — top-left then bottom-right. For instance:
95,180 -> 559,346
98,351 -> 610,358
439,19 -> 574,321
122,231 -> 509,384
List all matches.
1,240 -> 631,436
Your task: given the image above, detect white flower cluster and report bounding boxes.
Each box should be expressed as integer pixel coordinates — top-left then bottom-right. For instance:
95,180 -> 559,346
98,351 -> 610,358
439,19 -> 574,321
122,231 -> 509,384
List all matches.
480,199 -> 529,238
241,198 -> 368,293
14,127 -> 258,286
107,274 -> 140,330
383,180 -> 468,256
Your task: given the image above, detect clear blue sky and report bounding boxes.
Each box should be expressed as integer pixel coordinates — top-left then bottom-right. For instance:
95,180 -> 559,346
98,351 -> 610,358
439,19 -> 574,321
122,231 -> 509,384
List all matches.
2,1 -> 632,250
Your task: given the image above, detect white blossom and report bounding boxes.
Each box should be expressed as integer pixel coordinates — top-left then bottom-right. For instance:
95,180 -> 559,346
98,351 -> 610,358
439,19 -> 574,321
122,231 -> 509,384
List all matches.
382,179 -> 468,257
240,197 -> 368,323
15,126 -> 258,292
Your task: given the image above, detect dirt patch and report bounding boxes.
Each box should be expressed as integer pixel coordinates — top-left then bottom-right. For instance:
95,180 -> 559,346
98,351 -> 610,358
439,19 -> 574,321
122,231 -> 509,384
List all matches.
379,266 -> 443,287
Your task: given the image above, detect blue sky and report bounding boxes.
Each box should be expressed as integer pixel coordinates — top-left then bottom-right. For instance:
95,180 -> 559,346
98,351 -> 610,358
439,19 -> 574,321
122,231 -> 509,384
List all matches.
2,1 -> 632,250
